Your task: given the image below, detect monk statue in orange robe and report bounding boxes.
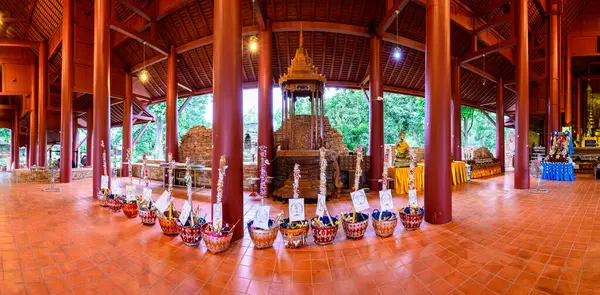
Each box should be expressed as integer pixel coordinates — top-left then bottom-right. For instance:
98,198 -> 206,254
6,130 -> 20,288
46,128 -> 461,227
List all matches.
394,131 -> 410,168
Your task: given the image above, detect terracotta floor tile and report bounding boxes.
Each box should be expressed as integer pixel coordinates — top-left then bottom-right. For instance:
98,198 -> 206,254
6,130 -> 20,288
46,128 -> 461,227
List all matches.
25,281 -> 49,295
1,175 -> 600,294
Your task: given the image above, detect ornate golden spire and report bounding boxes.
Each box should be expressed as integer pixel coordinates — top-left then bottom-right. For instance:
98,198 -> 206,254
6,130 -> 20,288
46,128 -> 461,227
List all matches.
299,22 -> 304,48
278,23 -> 326,85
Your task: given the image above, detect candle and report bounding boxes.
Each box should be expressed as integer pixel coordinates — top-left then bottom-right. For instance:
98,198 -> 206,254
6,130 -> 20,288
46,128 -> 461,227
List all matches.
292,163 -> 301,199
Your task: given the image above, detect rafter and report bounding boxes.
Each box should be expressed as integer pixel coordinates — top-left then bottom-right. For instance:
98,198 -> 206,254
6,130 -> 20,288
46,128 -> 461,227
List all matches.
118,0 -> 151,21
459,37 -> 516,64
0,38 -> 39,48
178,96 -> 192,114
23,0 -> 38,39
133,122 -> 151,146
473,0 -> 509,16
376,0 -> 410,36
251,0 -> 267,31
112,0 -> 196,49
473,13 -> 512,35
109,21 -> 169,55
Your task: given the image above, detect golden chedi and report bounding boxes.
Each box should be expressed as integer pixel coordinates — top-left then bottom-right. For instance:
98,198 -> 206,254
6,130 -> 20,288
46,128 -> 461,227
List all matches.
394,131 -> 410,168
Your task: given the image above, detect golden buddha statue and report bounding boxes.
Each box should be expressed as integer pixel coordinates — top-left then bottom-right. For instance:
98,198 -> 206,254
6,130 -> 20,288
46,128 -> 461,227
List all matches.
394,131 -> 410,168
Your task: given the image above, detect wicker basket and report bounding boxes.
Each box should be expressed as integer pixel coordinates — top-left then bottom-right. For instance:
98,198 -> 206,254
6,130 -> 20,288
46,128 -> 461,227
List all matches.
311,216 -> 338,245
176,221 -> 204,247
158,211 -> 180,235
106,195 -> 123,212
398,207 -> 424,230
139,208 -> 158,225
247,220 -> 279,249
279,218 -> 309,249
341,213 -> 369,239
202,222 -> 234,254
122,202 -> 139,218
371,210 -> 397,238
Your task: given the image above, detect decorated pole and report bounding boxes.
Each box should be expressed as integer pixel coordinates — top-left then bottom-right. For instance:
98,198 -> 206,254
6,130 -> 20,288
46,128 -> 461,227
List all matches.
382,146 -> 390,191
142,152 -> 149,188
126,148 -> 132,184
293,163 -> 300,199
408,149 -> 418,213
353,145 -> 363,191
185,157 -> 192,205
319,148 -> 334,226
258,146 -> 269,206
101,141 -> 107,178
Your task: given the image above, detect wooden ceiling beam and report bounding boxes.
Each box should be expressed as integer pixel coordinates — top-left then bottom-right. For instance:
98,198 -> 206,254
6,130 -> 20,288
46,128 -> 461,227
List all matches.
533,0 -> 548,16
109,21 -> 169,55
376,0 -> 410,37
413,0 -> 514,64
111,0 -> 196,49
459,37 -> 515,64
48,20 -> 62,59
251,0 -> 267,31
0,38 -> 39,48
177,83 -> 193,92
474,13 -> 512,35
0,18 -> 28,24
118,0 -> 152,21
23,0 -> 38,39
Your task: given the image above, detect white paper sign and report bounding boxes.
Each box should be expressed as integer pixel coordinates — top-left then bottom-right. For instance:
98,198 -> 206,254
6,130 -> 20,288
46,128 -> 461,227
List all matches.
408,189 -> 418,208
110,181 -> 121,195
101,175 -> 109,189
254,205 -> 270,229
155,191 -> 171,213
316,194 -> 326,217
142,188 -> 153,202
350,189 -> 369,212
178,201 -> 192,225
125,185 -> 137,200
379,189 -> 394,211
288,198 -> 305,222
213,203 -> 223,225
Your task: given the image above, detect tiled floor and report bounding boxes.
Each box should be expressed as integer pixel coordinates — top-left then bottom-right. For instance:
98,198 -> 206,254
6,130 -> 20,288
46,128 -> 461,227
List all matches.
0,173 -> 599,295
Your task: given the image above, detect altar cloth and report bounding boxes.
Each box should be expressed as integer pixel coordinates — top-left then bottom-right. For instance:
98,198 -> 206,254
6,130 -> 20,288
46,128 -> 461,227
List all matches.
542,162 -> 575,181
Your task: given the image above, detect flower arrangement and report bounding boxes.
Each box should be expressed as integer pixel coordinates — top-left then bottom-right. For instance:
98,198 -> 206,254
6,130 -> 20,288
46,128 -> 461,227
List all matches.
341,145 -> 370,240
202,156 -> 236,253
399,149 -> 424,230
279,163 -> 309,248
248,147 -> 280,249
97,140 -> 109,207
310,148 -> 339,245
157,153 -> 179,235
176,158 -> 207,246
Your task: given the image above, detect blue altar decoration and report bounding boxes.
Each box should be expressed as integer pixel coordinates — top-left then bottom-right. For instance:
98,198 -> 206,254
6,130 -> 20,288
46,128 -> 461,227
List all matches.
541,162 -> 575,181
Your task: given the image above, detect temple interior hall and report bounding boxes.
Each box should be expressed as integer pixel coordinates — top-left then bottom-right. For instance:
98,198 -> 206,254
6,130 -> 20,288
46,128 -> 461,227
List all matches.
0,0 -> 599,294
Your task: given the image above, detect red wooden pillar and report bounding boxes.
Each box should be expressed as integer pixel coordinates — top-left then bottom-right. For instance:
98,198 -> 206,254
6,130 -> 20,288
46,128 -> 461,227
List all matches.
566,42 -> 572,126
548,2 -> 559,139
29,60 -> 38,166
576,77 -> 582,137
514,0 -> 530,189
87,108 -> 93,167
92,0 -> 111,196
368,35 -> 384,191
73,117 -> 78,167
38,41 -> 48,167
60,0 -> 74,182
13,110 -> 19,169
496,79 -> 505,171
166,45 -> 179,161
451,58 -> 461,161
212,0 -> 243,241
122,73 -> 133,176
258,21 -> 274,179
424,0 -> 451,224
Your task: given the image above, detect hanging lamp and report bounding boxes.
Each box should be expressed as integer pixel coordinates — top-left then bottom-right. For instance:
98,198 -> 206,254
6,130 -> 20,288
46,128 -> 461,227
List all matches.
392,10 -> 402,61
248,0 -> 259,53
138,42 -> 151,84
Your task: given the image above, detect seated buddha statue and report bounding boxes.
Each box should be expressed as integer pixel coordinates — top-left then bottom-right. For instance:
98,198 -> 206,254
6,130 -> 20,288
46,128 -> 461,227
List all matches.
394,131 -> 411,168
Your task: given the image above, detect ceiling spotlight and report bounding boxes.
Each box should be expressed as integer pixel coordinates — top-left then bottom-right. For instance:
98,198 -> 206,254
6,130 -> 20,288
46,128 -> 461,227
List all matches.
248,35 -> 259,53
392,46 -> 402,61
138,69 -> 150,84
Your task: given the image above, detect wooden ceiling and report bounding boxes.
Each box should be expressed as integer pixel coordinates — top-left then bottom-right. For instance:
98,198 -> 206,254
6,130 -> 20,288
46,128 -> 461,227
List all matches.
0,0 -> 594,118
